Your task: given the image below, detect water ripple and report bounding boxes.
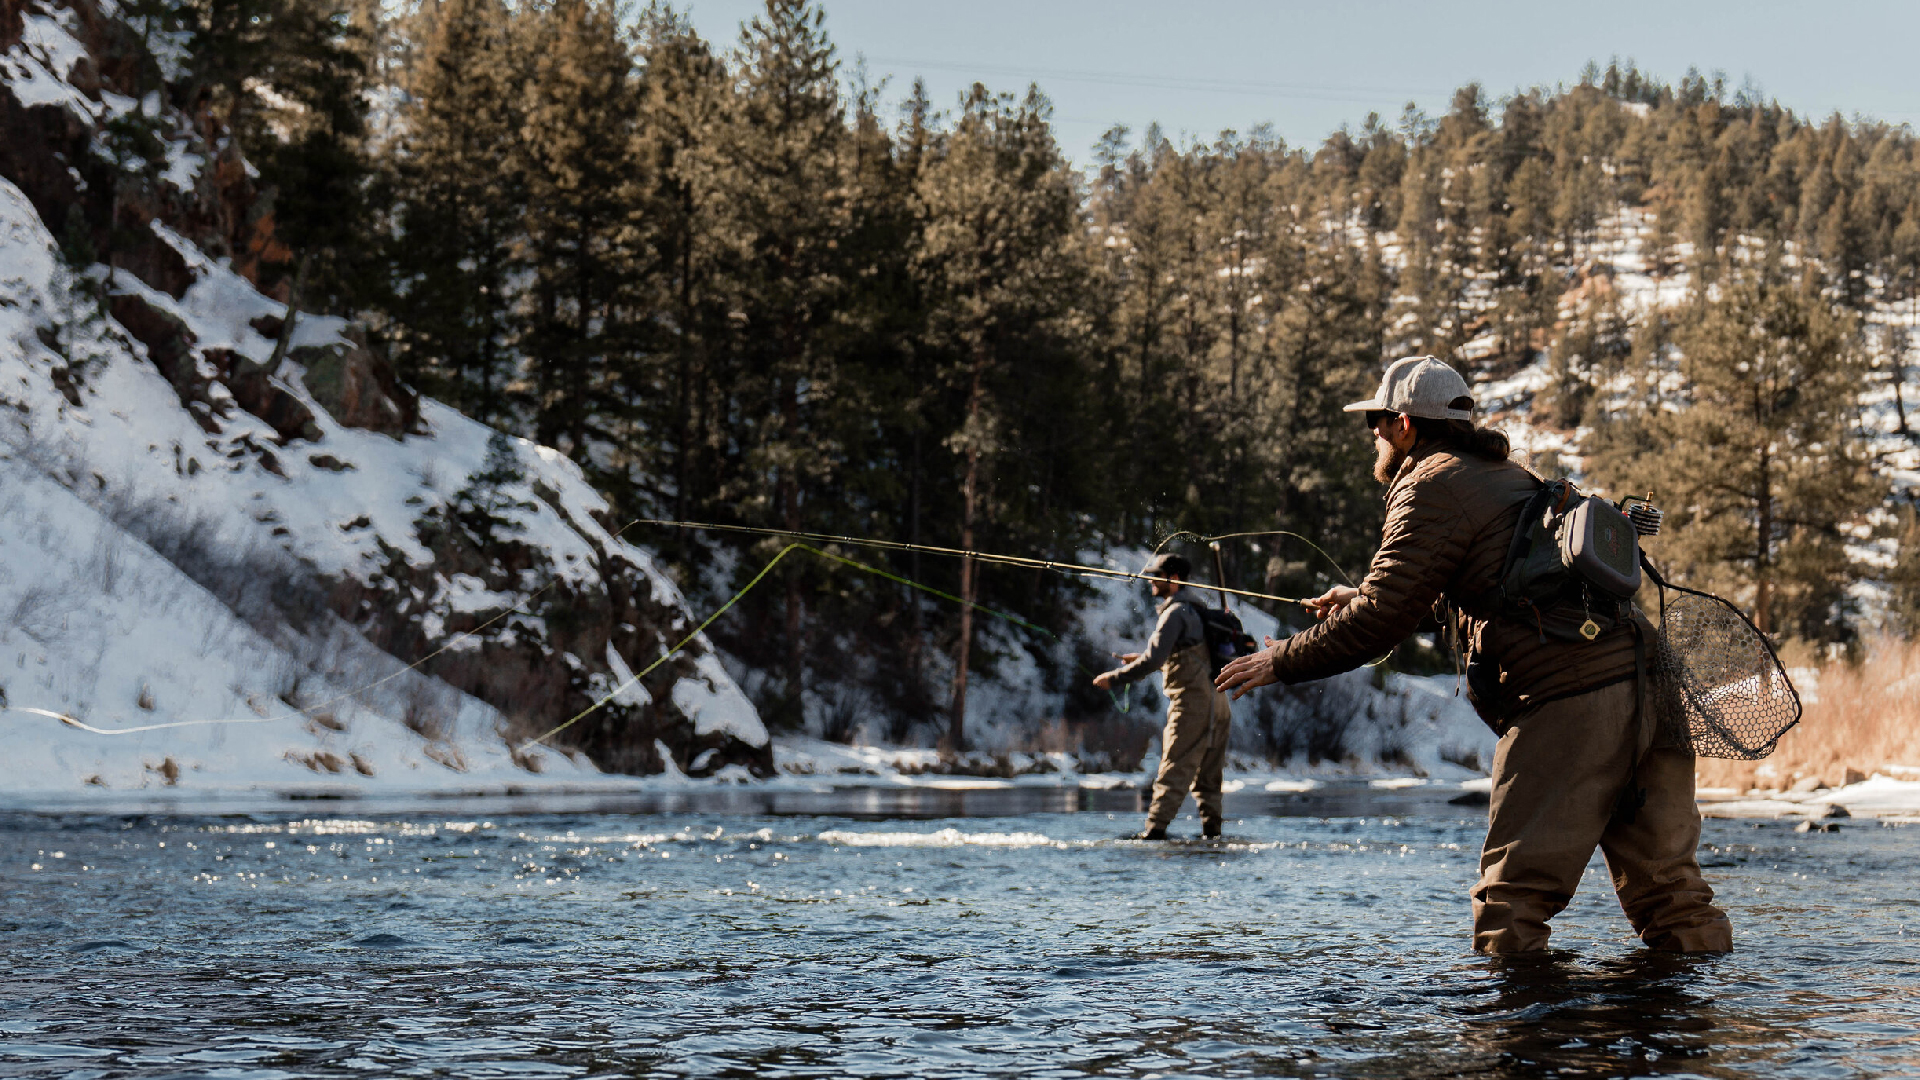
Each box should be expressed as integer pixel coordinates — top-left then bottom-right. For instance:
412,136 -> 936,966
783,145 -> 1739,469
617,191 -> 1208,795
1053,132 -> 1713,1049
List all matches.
1,800 -> 1916,1077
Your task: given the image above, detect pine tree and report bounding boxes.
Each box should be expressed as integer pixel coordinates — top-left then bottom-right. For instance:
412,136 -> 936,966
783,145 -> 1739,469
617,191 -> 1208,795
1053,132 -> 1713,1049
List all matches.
186,0 -> 281,139
709,0 -> 850,720
1244,217 -> 1385,603
1588,273 -> 1883,641
914,83 -> 1080,748
1087,121 -> 1185,541
188,0 -> 373,323
386,0 -> 526,421
630,3 -> 730,521
258,0 -> 373,324
1891,505 -> 1920,635
453,431 -> 536,543
516,0 -> 644,458
1885,187 -> 1920,437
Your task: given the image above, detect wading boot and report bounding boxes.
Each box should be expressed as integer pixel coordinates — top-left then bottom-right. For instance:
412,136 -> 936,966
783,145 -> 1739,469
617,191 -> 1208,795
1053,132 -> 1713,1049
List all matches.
1131,826 -> 1169,841
1201,820 -> 1222,839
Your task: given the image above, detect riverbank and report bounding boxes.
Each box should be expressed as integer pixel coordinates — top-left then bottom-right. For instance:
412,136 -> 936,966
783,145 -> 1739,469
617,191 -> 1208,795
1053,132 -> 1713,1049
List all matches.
5,737 -> 1919,822
1696,638 -> 1920,796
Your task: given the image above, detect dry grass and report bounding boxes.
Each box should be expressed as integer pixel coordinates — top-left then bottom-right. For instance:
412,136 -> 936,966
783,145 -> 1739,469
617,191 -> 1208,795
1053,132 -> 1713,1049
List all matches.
1696,637 -> 1920,792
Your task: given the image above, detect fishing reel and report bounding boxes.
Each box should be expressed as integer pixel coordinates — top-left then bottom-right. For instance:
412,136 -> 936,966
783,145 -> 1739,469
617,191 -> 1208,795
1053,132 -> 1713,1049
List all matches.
1619,491 -> 1663,537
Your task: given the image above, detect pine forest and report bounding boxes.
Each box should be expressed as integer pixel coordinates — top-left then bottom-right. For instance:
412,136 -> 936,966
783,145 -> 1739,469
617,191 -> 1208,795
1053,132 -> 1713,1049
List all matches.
24,0 -> 1920,754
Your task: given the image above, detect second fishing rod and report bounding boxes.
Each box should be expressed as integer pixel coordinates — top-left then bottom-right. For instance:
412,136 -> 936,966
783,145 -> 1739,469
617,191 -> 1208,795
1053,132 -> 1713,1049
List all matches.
634,518 -> 1345,607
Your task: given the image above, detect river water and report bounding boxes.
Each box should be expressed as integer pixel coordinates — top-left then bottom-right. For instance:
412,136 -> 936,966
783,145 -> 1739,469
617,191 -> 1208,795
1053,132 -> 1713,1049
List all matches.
2,787 -> 1917,1079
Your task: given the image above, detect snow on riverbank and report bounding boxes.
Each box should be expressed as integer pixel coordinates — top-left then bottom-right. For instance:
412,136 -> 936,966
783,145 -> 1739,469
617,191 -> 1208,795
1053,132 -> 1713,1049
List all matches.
0,164 -> 769,798
0,450 -> 637,800
1700,773 -> 1920,822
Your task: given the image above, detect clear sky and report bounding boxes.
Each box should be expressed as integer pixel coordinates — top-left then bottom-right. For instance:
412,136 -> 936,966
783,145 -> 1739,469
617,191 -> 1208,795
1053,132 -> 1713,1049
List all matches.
680,0 -> 1920,163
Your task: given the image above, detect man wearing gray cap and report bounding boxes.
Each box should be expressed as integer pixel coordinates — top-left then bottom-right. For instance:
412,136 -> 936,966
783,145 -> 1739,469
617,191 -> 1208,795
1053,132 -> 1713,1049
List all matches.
1094,552 -> 1231,840
1215,355 -> 1732,954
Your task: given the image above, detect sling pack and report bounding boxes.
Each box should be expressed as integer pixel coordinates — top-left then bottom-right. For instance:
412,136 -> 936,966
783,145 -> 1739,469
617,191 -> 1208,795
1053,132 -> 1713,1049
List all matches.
1194,604 -> 1258,679
1495,478 -> 1643,643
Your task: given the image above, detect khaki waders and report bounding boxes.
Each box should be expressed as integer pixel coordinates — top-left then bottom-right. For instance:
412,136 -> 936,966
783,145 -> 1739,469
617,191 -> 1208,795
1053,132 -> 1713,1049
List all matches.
1472,679 -> 1734,953
1145,642 -> 1233,832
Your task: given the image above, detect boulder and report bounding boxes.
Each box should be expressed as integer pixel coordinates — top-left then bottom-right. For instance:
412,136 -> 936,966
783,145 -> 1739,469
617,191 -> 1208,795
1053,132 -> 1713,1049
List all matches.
209,349 -> 322,444
295,328 -> 419,436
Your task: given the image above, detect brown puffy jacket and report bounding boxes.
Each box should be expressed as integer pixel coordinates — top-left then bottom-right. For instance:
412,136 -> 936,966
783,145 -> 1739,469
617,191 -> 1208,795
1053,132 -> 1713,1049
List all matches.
1264,442 -> 1640,725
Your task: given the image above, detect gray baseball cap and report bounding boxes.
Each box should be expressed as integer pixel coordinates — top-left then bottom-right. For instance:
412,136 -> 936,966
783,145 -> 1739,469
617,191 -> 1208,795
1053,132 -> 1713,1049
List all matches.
1342,355 -> 1474,421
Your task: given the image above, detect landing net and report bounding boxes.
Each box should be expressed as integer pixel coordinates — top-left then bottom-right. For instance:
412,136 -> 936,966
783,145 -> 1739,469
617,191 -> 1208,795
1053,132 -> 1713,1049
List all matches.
1651,584 -> 1801,760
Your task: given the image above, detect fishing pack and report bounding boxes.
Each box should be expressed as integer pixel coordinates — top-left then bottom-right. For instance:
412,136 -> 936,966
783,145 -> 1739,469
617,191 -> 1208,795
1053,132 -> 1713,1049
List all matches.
1475,481 -> 1800,760
1195,604 -> 1259,679
1493,478 -> 1647,642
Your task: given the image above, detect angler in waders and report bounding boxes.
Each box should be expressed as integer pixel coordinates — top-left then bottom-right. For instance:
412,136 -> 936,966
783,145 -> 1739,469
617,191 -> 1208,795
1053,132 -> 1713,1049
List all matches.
1215,355 -> 1733,953
1094,553 -> 1232,840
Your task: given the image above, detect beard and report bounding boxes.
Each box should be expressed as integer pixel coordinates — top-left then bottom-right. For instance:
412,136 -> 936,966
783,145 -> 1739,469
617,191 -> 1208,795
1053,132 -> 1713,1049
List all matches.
1373,439 -> 1409,484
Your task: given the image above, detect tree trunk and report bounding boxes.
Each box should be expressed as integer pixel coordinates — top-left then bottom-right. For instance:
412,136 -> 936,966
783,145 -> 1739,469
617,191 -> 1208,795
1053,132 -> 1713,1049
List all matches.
535,281 -> 560,448
264,256 -> 309,378
1894,357 -> 1911,437
1227,246 -> 1242,403
782,371 -> 803,699
1896,299 -> 1914,438
949,354 -> 984,752
479,228 -> 499,421
908,426 -> 923,680
569,219 -> 593,455
1130,278 -> 1157,544
1756,441 -> 1773,635
674,189 -> 696,520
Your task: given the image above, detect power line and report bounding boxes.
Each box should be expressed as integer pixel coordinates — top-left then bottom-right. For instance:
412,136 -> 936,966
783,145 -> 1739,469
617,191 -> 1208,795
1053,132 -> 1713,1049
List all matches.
859,54 -> 1451,108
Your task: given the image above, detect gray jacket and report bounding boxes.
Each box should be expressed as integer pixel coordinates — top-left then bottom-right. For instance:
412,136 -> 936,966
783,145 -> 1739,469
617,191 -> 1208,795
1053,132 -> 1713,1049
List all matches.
1109,592 -> 1206,686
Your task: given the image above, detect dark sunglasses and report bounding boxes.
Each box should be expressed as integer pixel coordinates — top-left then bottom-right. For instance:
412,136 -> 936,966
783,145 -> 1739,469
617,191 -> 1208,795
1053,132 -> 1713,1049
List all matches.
1365,410 -> 1400,429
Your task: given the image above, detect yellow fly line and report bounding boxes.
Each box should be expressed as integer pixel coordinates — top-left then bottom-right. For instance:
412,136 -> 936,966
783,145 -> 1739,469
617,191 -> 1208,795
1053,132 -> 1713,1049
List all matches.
8,514 -> 1356,741
627,518 -> 1321,606
515,541 -> 1132,749
6,523 -> 1185,741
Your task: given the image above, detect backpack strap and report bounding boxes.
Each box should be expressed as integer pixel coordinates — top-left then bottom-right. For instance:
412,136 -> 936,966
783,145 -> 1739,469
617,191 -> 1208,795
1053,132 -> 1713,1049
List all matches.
1167,598 -> 1206,650
1611,613 -> 1650,827
1640,550 -> 1670,623
1494,479 -> 1558,605
1492,478 -> 1565,642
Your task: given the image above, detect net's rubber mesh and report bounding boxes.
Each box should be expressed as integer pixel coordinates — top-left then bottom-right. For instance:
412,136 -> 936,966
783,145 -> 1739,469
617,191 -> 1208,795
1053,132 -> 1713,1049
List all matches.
1651,589 -> 1801,759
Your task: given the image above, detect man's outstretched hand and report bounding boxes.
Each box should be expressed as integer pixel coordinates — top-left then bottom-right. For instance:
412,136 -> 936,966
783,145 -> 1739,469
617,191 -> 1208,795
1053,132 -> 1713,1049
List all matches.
1215,635 -> 1283,700
1300,585 -> 1359,620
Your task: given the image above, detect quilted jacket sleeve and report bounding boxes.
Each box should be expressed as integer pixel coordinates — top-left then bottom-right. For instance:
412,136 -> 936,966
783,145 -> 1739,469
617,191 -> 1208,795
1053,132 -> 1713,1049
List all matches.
1265,470 -> 1471,685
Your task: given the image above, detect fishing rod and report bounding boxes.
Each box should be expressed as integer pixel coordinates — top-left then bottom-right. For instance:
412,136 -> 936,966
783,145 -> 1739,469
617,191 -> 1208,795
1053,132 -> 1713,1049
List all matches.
19,512 -> 1354,742
1152,529 -> 1357,587
517,541 -> 1133,749
5,570 -> 572,736
631,518 -> 1318,606
7,534 -> 1135,742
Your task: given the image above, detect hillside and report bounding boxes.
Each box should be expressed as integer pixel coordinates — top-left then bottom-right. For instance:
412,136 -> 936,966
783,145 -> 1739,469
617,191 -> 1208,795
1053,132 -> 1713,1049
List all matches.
13,0 -> 1920,802
0,0 -> 769,797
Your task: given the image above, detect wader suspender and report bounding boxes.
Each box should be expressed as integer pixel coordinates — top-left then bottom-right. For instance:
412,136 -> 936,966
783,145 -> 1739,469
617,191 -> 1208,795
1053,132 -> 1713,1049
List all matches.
1612,616 -> 1650,827
1611,550 -> 1675,827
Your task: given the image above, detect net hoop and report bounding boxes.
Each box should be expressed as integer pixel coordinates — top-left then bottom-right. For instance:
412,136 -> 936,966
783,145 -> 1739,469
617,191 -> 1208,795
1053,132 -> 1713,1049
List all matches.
1645,558 -> 1802,761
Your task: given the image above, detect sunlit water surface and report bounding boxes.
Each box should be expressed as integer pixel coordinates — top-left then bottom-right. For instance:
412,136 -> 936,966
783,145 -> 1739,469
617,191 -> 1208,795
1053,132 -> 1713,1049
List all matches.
2,787 -> 1917,1079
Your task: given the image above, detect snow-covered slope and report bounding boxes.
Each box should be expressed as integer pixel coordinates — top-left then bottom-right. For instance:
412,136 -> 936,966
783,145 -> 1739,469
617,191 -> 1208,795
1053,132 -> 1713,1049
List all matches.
0,0 -> 769,802
0,172 -> 765,796
0,449 -> 638,800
